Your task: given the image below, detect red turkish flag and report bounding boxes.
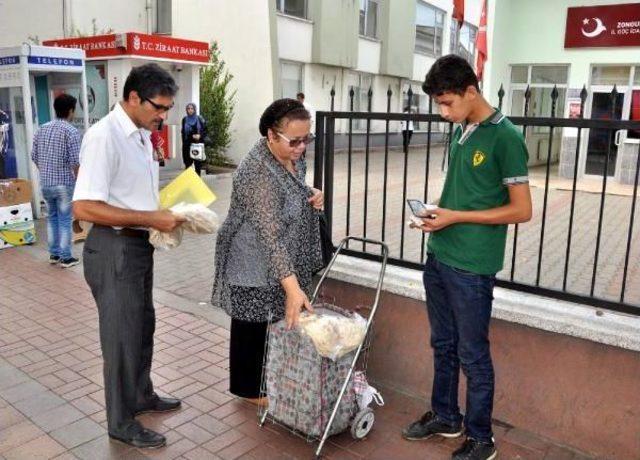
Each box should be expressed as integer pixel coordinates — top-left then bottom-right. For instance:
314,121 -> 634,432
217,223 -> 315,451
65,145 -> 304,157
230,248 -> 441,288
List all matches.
452,0 -> 464,28
475,0 -> 488,81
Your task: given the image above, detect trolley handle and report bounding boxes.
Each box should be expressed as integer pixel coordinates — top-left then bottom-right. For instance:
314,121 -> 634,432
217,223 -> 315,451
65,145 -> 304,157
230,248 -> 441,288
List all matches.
312,236 -> 389,307
334,236 -> 389,258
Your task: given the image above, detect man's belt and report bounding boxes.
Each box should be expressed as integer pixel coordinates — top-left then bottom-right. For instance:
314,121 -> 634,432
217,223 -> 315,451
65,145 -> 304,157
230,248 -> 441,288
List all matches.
94,224 -> 149,238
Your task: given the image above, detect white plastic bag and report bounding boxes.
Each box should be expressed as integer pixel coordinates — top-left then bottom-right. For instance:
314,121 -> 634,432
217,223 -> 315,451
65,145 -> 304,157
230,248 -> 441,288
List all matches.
149,203 -> 219,250
353,371 -> 384,410
297,311 -> 367,361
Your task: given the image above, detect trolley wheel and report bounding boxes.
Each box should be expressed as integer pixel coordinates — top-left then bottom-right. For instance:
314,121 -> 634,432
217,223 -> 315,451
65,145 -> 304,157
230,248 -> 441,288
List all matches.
351,409 -> 375,440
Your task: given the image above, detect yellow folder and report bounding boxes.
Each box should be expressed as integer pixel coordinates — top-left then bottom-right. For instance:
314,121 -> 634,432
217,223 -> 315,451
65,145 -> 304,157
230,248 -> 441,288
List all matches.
159,167 -> 217,209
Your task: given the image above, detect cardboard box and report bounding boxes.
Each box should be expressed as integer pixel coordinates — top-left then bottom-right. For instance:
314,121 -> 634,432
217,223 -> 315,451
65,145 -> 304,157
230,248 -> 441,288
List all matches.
0,202 -> 33,227
0,201 -> 36,250
0,179 -> 32,207
0,220 -> 36,250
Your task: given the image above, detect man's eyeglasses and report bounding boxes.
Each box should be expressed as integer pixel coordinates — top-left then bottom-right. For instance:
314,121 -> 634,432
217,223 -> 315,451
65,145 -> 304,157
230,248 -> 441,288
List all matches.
142,97 -> 174,113
276,131 -> 315,148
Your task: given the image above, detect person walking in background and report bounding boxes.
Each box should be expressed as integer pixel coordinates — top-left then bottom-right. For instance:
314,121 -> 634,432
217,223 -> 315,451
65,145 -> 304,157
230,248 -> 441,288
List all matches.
401,105 -> 415,152
181,102 -> 206,176
73,63 -> 185,449
31,93 -> 81,268
402,55 -> 532,460
296,92 -> 315,131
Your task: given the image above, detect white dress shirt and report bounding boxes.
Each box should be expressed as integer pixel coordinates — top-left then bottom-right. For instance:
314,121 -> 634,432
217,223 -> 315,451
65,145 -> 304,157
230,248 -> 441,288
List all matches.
73,103 -> 159,214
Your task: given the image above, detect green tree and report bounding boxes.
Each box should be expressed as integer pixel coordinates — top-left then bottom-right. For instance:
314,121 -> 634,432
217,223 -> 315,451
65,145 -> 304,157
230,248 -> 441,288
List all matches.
199,41 -> 236,167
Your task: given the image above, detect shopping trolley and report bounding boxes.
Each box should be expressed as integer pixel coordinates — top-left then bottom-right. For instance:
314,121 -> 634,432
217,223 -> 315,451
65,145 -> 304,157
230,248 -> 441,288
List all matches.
258,236 -> 388,458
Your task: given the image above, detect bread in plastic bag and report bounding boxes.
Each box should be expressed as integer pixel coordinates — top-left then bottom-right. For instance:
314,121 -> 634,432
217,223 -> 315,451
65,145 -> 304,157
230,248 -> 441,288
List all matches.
149,203 -> 219,250
297,311 -> 367,361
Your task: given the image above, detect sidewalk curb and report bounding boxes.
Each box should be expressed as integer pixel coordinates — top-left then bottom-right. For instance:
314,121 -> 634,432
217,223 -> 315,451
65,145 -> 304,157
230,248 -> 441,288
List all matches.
153,287 -> 230,330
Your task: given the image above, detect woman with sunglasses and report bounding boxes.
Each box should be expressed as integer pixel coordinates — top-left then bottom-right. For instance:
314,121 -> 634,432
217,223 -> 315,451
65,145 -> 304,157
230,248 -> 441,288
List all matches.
211,98 -> 324,405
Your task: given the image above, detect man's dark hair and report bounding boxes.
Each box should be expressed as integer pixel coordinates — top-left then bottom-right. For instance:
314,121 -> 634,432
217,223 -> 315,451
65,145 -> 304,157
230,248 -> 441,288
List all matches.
123,63 -> 178,101
422,54 -> 479,97
259,98 -> 309,136
296,92 -> 305,100
53,94 -> 77,119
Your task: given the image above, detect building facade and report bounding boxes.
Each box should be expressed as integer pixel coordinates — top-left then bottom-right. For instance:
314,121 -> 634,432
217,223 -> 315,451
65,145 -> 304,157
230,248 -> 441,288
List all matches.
487,0 -> 640,184
0,0 -> 482,163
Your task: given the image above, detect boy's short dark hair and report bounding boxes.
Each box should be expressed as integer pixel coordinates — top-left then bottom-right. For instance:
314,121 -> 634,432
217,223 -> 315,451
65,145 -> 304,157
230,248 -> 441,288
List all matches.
53,94 -> 77,119
123,63 -> 178,101
422,54 -> 480,97
296,92 -> 305,99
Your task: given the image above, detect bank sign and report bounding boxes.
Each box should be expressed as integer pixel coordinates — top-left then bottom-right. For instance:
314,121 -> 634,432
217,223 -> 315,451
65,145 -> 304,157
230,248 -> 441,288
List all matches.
43,33 -> 209,63
565,3 -> 640,48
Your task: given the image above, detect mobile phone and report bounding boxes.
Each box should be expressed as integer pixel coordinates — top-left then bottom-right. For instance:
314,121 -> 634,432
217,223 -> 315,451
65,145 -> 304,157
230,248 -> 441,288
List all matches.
407,199 -> 438,218
407,199 -> 428,216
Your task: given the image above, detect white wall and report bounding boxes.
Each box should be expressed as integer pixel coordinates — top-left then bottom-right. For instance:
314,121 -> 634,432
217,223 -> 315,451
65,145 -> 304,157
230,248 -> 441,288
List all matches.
356,37 -> 381,75
0,0 -> 151,47
171,0 -> 278,163
277,14 -> 313,63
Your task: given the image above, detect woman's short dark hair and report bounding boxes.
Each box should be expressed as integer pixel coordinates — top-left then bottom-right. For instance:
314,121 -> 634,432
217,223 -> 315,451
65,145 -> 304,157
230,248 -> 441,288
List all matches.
123,63 -> 178,101
53,94 -> 77,119
259,98 -> 310,136
422,54 -> 480,97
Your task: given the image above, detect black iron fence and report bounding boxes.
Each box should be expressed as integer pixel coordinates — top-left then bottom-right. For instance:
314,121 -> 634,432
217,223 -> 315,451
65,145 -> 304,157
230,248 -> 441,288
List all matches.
314,84 -> 640,315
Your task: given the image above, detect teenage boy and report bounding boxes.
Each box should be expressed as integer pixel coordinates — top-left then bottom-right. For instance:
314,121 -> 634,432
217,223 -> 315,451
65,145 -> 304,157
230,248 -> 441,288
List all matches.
402,54 -> 532,460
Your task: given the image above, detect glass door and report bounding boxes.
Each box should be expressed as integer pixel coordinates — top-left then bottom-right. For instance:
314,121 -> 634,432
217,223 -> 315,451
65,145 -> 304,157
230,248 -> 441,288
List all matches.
585,87 -> 625,176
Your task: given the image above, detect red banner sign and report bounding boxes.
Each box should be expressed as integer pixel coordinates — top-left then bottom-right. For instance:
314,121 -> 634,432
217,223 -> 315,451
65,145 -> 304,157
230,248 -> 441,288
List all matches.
565,3 -> 640,48
44,33 -> 210,63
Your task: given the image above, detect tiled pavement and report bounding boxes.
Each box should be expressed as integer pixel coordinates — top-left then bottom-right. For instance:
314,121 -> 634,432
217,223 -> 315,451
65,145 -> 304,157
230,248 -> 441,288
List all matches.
0,157 -> 608,459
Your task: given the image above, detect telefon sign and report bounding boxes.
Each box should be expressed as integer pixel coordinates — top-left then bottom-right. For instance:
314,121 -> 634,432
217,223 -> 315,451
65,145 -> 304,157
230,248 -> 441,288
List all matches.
565,3 -> 640,48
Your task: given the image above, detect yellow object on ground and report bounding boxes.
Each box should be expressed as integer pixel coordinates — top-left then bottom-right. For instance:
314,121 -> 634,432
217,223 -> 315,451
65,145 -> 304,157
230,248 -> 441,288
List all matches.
159,168 -> 217,209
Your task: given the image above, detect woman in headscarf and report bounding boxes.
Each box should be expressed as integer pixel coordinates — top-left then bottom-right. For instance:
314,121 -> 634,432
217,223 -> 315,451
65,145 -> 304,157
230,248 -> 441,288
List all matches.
181,102 -> 207,176
211,98 -> 323,405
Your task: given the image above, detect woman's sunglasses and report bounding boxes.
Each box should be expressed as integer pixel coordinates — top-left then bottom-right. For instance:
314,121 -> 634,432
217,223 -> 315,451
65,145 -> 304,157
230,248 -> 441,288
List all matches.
276,131 -> 315,147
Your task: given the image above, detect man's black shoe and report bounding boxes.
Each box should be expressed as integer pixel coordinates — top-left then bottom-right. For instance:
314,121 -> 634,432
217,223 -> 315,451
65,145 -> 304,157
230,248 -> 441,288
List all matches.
135,395 -> 181,415
109,428 -> 166,449
452,437 -> 497,460
402,411 -> 463,441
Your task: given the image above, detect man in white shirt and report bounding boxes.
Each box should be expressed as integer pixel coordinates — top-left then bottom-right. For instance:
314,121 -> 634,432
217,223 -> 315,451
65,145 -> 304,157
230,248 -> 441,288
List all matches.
73,63 -> 184,449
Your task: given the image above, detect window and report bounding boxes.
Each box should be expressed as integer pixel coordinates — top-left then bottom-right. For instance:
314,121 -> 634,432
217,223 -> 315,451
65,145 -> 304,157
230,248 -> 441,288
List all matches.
156,0 -> 172,34
509,65 -> 569,163
509,65 -> 569,117
349,73 -> 373,130
359,0 -> 379,39
449,21 -> 477,66
415,1 -> 444,56
281,61 -> 303,99
591,66 -> 631,86
276,0 -> 307,19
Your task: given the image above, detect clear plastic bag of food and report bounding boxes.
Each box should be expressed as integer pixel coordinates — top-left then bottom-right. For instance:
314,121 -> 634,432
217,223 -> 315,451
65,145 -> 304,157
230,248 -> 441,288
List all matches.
297,311 -> 367,361
149,203 -> 219,250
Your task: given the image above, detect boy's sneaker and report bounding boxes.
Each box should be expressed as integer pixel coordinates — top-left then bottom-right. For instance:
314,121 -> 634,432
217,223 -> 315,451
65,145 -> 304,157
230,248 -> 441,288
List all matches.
60,257 -> 79,268
49,255 -> 61,264
402,411 -> 463,441
452,438 -> 497,460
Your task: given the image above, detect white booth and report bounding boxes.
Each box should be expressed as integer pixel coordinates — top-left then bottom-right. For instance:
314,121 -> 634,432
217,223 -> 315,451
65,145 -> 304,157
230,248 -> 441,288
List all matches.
0,44 -> 89,216
43,32 -> 210,173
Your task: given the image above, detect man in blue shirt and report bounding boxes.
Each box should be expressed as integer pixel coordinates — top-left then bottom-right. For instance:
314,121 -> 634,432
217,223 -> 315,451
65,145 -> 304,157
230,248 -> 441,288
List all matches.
31,94 -> 81,267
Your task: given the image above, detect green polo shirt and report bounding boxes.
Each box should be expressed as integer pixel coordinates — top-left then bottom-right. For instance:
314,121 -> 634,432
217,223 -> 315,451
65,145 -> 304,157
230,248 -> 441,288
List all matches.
427,110 -> 529,275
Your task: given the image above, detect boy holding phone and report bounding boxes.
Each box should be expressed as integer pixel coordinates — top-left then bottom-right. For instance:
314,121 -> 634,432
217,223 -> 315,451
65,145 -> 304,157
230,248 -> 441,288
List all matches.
402,55 -> 532,460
